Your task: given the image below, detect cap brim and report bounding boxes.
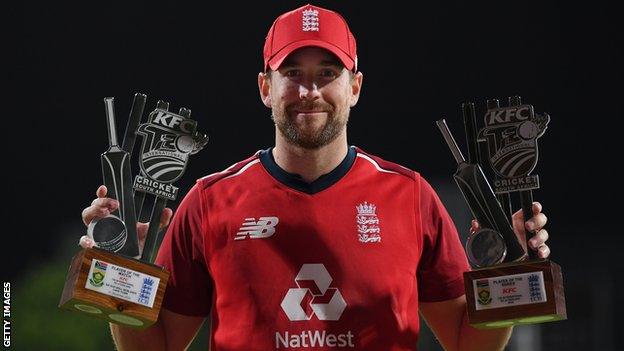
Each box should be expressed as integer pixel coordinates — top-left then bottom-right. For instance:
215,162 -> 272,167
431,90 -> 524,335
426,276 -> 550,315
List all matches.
267,39 -> 355,72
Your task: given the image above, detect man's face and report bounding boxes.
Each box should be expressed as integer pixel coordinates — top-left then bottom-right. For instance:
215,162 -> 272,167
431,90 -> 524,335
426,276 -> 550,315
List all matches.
260,47 -> 362,149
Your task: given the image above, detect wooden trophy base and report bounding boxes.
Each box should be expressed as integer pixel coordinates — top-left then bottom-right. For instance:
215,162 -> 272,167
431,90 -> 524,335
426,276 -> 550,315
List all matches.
464,259 -> 566,329
59,247 -> 169,329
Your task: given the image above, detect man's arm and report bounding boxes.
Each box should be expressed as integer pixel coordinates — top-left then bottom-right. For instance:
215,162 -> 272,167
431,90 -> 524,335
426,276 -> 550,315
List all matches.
109,308 -> 205,351
420,202 -> 550,350
81,185 -> 208,349
420,296 -> 512,351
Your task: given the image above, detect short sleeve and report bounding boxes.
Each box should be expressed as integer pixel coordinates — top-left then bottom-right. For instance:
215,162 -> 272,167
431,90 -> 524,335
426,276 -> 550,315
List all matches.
417,177 -> 470,302
155,183 -> 213,316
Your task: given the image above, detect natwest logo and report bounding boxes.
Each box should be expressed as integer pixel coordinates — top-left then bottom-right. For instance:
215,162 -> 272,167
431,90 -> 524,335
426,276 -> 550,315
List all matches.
281,264 -> 346,321
278,264 -> 353,349
276,330 -> 355,349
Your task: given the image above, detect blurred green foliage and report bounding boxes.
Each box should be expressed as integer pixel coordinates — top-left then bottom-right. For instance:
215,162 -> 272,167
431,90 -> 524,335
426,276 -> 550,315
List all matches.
10,248 -> 210,350
12,254 -> 116,350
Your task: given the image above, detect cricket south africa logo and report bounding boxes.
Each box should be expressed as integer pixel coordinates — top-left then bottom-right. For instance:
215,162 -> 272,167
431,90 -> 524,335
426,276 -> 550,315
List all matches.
88,260 -> 108,287
281,264 -> 346,321
478,105 -> 550,194
137,109 -> 198,183
476,279 -> 492,306
133,108 -> 207,200
356,202 -> 381,243
302,8 -> 319,31
234,217 -> 279,240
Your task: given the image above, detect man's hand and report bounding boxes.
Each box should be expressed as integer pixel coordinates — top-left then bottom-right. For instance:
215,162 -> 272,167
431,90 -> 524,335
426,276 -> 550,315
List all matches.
471,201 -> 550,259
79,185 -> 173,252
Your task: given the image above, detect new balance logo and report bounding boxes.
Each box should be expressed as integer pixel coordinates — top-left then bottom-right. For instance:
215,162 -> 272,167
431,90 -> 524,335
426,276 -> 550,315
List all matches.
234,217 -> 279,240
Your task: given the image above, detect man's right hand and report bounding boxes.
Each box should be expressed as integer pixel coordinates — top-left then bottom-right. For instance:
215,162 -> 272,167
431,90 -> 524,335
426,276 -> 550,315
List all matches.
79,185 -> 204,350
79,185 -> 173,253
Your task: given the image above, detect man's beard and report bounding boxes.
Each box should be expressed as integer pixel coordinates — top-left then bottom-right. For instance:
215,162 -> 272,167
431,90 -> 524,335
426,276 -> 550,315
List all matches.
272,101 -> 349,149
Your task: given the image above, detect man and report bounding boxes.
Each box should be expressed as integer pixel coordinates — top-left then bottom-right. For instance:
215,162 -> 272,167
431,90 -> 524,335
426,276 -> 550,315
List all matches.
80,4 -> 550,350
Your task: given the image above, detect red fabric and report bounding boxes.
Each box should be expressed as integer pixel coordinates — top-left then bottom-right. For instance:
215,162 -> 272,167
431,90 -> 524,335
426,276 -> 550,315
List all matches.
155,184 -> 212,316
417,178 -> 470,302
263,4 -> 357,72
155,149 -> 469,350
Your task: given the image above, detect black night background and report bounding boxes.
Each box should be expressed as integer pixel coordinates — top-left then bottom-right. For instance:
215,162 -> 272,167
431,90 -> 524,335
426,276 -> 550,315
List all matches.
6,1 -> 622,350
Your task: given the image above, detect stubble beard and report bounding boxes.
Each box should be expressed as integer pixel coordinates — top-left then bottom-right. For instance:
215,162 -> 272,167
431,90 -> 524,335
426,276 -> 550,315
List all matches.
272,101 -> 349,150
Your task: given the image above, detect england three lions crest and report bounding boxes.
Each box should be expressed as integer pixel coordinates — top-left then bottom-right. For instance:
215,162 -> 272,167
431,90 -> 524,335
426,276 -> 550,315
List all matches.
356,202 -> 381,243
478,104 -> 549,194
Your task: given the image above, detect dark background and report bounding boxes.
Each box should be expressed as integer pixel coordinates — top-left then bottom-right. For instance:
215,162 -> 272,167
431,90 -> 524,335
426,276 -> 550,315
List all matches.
6,1 -> 622,350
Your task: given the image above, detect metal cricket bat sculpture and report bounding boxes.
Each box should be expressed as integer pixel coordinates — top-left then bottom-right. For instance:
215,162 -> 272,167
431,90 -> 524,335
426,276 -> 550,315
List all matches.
60,93 -> 208,328
435,96 -> 566,329
436,119 -> 525,267
88,98 -> 140,257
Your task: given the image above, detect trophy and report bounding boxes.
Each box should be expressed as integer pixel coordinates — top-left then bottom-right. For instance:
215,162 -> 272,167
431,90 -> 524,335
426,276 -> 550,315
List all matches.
436,96 -> 566,328
59,93 -> 207,328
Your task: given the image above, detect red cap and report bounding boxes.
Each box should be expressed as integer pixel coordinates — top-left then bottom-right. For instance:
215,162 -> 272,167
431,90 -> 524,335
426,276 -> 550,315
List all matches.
263,4 -> 357,72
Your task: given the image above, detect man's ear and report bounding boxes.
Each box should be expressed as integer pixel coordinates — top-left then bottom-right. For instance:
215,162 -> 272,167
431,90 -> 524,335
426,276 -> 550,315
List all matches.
258,72 -> 272,108
349,71 -> 364,107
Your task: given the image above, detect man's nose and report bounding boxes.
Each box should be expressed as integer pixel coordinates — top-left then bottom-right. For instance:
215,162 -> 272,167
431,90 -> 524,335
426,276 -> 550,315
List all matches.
298,81 -> 320,101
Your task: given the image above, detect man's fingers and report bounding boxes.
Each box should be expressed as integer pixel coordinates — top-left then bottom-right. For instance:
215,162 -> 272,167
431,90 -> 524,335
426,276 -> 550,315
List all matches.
137,222 -> 149,241
96,185 -> 108,198
511,202 -> 546,233
531,202 -> 542,215
512,202 -> 543,220
135,207 -> 172,245
90,197 -> 119,209
82,198 -> 119,226
470,219 -> 480,235
525,213 -> 547,232
82,206 -> 111,226
134,208 -> 172,255
160,208 -> 173,229
528,229 -> 549,249
79,235 -> 96,249
537,244 -> 550,259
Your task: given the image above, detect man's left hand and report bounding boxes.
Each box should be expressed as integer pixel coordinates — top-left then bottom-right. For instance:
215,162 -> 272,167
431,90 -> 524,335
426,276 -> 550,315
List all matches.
471,202 -> 550,259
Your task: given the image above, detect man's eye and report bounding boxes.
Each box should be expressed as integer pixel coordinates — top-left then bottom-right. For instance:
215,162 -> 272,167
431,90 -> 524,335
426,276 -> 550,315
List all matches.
319,69 -> 338,78
285,70 -> 302,77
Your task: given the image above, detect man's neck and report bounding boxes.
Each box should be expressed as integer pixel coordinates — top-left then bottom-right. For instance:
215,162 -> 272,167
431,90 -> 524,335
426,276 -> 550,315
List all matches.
272,133 -> 349,183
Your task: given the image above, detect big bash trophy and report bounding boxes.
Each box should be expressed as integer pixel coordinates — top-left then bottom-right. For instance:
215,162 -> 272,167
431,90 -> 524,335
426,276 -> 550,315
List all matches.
59,93 -> 207,328
436,96 -> 566,328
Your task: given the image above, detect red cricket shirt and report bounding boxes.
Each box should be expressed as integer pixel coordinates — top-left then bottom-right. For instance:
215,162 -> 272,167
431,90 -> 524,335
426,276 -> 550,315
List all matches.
156,146 -> 470,350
